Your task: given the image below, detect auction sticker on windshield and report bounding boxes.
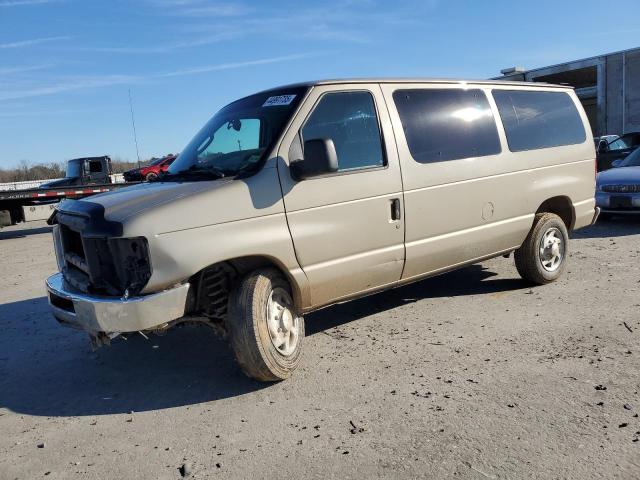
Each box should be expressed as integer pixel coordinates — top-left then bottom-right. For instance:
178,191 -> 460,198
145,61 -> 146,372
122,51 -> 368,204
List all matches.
263,95 -> 296,107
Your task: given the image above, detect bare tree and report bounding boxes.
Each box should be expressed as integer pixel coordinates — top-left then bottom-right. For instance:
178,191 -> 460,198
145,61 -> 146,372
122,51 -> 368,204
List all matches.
0,160 -> 66,183
0,155 -> 171,183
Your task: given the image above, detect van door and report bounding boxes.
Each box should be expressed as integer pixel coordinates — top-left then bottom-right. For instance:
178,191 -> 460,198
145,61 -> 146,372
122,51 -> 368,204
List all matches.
277,84 -> 405,309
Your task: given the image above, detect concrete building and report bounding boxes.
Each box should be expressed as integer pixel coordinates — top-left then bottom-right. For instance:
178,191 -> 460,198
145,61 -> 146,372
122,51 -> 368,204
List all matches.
494,47 -> 640,137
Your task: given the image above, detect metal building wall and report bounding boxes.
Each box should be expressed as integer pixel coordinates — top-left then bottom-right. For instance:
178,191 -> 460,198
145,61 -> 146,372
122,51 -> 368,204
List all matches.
624,50 -> 640,133
494,47 -> 640,137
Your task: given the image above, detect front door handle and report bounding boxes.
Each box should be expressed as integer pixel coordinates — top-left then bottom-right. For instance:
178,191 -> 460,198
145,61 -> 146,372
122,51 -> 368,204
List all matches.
390,198 -> 401,221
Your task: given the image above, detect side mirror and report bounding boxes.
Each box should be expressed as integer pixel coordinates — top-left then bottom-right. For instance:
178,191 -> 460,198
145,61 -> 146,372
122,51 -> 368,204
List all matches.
290,138 -> 339,180
598,140 -> 609,154
612,159 -> 622,168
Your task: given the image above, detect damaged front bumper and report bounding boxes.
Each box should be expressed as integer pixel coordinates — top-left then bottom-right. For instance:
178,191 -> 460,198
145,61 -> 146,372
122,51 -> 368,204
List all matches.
46,272 -> 190,336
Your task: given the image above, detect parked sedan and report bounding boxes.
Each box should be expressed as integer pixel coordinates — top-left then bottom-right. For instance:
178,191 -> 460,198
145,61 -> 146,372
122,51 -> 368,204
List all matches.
123,154 -> 176,182
596,132 -> 640,171
594,134 -> 619,147
596,146 -> 640,217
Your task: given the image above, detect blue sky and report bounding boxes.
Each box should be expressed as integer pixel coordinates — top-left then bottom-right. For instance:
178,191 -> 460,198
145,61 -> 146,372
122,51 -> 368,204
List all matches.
0,0 -> 638,169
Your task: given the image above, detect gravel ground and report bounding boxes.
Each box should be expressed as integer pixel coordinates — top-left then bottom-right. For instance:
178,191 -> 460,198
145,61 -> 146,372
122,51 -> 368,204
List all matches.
0,218 -> 639,479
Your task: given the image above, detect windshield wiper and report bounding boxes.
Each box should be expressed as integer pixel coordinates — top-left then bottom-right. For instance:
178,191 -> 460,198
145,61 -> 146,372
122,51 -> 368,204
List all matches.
161,164 -> 227,182
184,165 -> 226,178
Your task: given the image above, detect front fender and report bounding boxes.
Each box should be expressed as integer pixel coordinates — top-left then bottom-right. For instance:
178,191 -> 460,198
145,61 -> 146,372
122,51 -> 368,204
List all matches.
141,212 -> 310,310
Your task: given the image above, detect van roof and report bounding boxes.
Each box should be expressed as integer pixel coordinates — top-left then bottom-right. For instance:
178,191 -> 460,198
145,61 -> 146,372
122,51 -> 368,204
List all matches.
261,78 -> 573,93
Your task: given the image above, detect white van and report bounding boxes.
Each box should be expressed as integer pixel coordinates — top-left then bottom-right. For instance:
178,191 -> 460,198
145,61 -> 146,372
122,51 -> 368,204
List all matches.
47,79 -> 599,381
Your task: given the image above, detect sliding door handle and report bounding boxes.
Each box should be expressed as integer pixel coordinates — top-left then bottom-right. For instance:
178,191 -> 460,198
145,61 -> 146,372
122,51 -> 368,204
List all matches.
390,198 -> 401,221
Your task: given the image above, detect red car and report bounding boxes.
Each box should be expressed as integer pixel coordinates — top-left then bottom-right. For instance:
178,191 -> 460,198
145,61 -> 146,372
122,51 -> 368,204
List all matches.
123,154 -> 177,182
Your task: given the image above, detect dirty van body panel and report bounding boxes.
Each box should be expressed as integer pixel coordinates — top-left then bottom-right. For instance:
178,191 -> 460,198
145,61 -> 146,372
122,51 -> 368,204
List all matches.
489,87 -> 596,232
58,165 -> 307,302
121,165 -> 305,297
380,83 -> 596,281
278,84 -> 405,309
78,179 -> 234,227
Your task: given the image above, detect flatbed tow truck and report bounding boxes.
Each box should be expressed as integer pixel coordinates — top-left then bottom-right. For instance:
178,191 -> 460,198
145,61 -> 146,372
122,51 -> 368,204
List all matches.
0,156 -> 138,227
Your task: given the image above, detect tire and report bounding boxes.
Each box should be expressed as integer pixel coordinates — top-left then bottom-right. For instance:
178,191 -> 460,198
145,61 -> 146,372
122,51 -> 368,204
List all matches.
145,172 -> 158,182
227,268 -> 304,381
598,212 -> 612,222
514,213 -> 569,285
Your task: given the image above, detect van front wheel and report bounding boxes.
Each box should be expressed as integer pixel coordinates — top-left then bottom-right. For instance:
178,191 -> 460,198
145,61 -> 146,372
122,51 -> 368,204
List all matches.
514,213 -> 568,285
227,268 -> 304,381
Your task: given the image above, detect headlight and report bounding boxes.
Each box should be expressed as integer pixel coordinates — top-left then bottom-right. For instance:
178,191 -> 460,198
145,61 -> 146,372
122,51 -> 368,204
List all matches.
84,236 -> 152,296
110,237 -> 153,296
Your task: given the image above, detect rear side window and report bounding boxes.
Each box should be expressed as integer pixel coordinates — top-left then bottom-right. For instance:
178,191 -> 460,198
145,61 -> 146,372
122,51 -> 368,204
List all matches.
392,88 -> 501,163
492,90 -> 586,152
302,91 -> 385,171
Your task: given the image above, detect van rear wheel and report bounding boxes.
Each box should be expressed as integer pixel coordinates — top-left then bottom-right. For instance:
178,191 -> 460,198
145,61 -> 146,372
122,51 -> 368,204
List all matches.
227,268 -> 304,381
514,213 -> 568,285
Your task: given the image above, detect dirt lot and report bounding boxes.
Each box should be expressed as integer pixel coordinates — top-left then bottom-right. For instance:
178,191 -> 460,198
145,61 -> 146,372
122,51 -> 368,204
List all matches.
1,219 -> 639,479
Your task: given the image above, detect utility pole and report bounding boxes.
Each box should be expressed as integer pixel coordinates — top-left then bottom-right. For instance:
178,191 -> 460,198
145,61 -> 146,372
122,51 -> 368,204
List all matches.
128,89 -> 141,168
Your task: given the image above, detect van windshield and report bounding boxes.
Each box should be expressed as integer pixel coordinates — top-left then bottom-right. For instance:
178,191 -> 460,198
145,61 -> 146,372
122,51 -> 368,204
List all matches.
166,87 -> 308,180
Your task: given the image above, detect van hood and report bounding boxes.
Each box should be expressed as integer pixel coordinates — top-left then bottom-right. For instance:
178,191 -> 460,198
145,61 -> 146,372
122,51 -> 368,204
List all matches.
78,179 -> 232,223
56,167 -> 284,237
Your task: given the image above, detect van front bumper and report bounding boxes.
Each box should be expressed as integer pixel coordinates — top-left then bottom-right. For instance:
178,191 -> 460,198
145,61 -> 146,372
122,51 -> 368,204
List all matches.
46,272 -> 190,335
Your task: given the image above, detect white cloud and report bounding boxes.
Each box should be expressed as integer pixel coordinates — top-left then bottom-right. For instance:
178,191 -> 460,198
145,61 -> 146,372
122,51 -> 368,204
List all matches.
0,105 -> 124,117
0,75 -> 140,101
0,0 -> 59,6
157,52 -> 319,77
0,64 -> 54,75
145,0 -> 251,17
0,36 -> 71,49
0,52 -> 320,101
70,1 -> 424,55
77,30 -> 241,54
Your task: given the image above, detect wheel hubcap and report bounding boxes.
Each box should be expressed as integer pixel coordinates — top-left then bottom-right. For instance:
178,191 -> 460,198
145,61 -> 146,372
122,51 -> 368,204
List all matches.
266,287 -> 299,356
539,227 -> 564,272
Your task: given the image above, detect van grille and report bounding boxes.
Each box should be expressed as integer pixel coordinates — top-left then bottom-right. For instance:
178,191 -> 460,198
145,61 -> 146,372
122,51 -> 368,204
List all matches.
60,225 -> 92,290
57,222 -> 151,296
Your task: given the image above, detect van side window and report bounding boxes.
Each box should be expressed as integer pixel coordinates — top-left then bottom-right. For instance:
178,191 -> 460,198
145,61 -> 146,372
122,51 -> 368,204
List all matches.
302,91 -> 385,171
392,89 -> 501,163
492,90 -> 586,152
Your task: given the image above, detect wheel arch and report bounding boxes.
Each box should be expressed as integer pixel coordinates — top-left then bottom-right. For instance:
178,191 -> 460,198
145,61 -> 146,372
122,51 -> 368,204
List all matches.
228,255 -> 304,309
535,196 -> 575,231
189,255 -> 305,315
